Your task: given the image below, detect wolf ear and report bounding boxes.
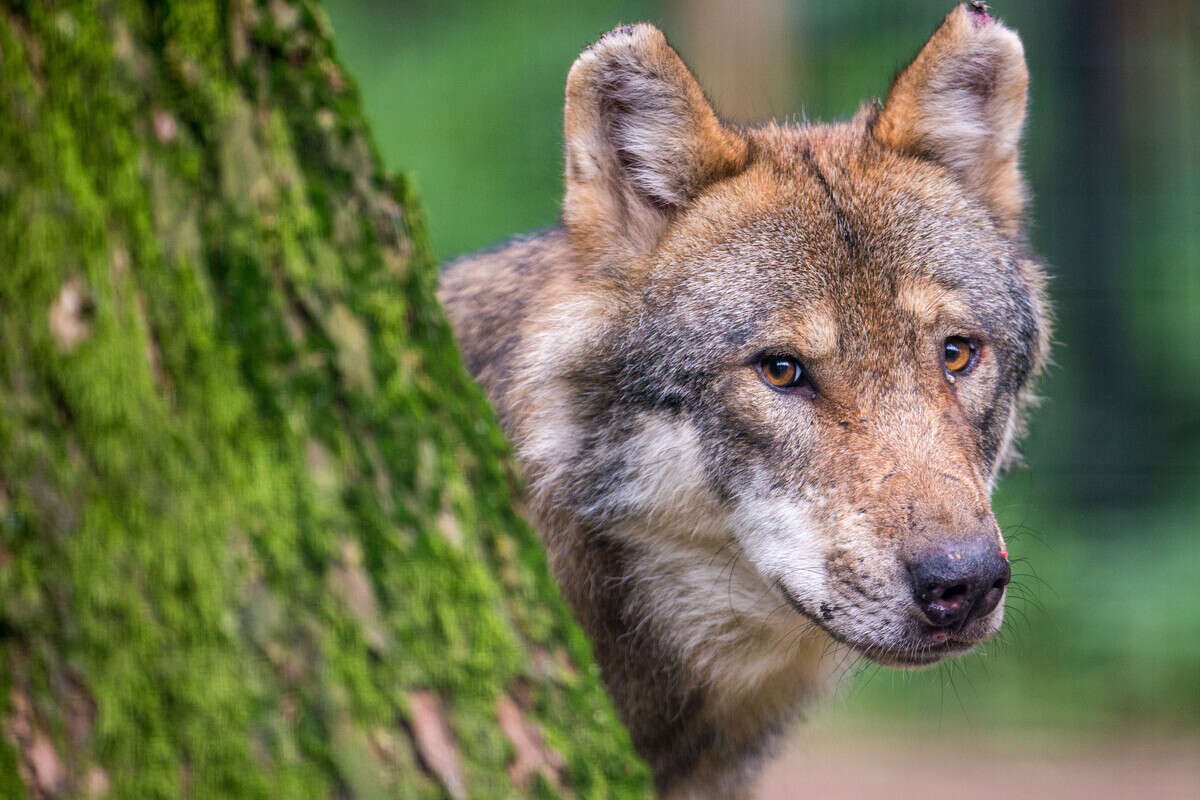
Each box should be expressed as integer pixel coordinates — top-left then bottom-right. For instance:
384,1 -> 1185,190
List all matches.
873,3 -> 1029,236
563,25 -> 750,260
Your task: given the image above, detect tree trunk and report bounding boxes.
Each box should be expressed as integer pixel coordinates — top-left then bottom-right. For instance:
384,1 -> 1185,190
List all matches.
0,2 -> 650,798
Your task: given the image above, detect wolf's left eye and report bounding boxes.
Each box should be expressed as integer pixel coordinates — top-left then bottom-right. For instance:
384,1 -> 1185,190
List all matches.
759,356 -> 809,390
943,336 -> 977,373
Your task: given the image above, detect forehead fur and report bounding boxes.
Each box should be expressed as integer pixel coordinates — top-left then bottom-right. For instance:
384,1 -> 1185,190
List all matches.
648,118 -> 1025,336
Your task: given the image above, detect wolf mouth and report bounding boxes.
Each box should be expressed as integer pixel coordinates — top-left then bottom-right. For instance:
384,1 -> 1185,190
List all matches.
864,640 -> 977,668
776,581 -> 980,668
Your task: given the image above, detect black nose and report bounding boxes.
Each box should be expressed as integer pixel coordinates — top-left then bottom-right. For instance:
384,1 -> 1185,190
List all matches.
908,544 -> 1010,629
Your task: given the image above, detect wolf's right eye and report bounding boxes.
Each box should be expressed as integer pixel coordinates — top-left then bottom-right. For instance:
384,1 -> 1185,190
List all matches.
759,356 -> 808,391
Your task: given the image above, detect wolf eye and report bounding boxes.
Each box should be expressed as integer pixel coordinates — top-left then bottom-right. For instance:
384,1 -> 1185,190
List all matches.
943,336 -> 977,373
759,356 -> 808,390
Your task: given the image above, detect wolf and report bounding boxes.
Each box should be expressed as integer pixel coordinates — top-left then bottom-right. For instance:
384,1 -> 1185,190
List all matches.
439,3 -> 1050,797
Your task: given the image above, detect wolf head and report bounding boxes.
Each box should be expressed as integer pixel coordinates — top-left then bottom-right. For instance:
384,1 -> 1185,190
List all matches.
530,3 -> 1050,672
442,3 -> 1051,788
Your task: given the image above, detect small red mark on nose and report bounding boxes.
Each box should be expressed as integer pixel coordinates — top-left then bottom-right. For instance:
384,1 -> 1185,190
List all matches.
930,631 -> 949,644
999,550 -> 1009,560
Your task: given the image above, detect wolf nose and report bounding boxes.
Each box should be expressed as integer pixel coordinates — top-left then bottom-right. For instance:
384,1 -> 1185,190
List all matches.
907,545 -> 1010,629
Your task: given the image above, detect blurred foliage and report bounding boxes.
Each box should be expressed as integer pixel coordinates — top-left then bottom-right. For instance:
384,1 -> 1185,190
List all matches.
324,0 -> 1199,732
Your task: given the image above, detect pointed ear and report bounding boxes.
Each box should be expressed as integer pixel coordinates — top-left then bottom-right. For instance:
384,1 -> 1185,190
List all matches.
873,3 -> 1029,236
563,24 -> 750,260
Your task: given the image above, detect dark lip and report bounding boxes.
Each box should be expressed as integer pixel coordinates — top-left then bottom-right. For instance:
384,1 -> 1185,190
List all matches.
863,639 -> 976,668
776,581 -> 983,667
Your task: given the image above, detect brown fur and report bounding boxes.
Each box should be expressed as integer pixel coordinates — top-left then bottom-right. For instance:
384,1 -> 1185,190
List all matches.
439,5 -> 1050,797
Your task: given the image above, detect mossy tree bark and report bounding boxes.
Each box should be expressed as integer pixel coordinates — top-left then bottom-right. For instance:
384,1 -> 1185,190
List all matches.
0,2 -> 650,798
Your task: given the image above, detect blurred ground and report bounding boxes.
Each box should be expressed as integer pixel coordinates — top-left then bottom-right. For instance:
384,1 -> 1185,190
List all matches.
757,722 -> 1200,799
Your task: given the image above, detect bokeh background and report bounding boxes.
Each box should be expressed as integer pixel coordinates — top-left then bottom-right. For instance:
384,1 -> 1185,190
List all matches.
323,0 -> 1199,795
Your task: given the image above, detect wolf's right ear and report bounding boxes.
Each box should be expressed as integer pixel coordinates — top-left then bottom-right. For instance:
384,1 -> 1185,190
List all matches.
563,25 -> 749,261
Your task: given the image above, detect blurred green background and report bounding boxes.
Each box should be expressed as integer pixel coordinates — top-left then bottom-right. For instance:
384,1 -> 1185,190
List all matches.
322,0 -> 1199,743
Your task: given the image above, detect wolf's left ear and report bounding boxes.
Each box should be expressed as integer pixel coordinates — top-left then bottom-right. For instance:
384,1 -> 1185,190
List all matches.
563,25 -> 750,261
874,3 -> 1029,236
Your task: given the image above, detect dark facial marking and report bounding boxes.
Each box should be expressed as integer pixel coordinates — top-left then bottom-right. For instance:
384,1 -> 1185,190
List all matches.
800,146 -> 860,257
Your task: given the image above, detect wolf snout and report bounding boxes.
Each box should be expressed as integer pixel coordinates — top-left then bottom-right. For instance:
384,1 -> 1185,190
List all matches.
907,541 -> 1011,629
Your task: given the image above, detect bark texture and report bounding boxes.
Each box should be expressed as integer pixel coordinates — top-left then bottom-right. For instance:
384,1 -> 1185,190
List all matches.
0,2 -> 651,798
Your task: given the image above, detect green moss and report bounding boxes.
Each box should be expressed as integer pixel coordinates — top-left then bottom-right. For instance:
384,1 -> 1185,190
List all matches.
0,1 -> 650,798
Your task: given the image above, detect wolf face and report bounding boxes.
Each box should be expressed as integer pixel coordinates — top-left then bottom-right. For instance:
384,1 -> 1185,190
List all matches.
589,153 -> 1043,668
440,3 -> 1049,794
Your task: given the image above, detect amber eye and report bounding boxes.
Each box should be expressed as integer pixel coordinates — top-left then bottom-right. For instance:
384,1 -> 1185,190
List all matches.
943,336 -> 976,373
760,356 -> 806,390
